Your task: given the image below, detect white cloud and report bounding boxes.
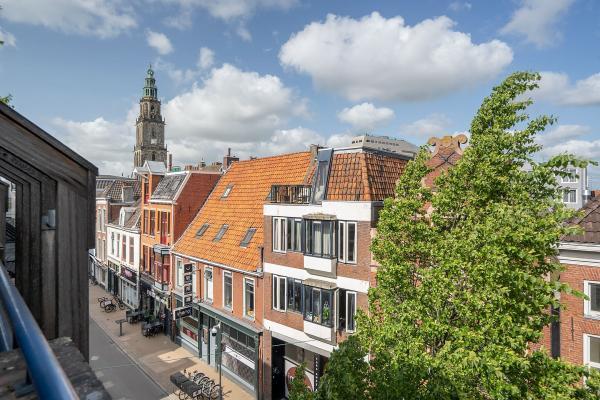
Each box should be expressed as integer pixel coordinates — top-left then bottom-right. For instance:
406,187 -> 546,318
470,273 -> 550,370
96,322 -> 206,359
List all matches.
154,57 -> 201,86
399,114 -> 452,138
0,28 -> 16,47
163,63 -> 307,142
500,0 -> 574,48
236,23 -> 252,41
0,0 -> 136,38
197,47 -> 215,69
337,103 -> 394,131
279,12 -> 513,102
536,124 -> 591,147
167,0 -> 297,21
534,72 -> 600,106
449,2 -> 472,12
146,30 -> 174,55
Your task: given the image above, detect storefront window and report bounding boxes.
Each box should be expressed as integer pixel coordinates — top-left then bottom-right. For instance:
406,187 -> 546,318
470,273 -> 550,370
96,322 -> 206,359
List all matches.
303,285 -> 333,327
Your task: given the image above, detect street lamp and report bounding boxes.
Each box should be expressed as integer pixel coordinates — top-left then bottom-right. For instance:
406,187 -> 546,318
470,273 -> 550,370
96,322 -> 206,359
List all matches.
211,323 -> 223,400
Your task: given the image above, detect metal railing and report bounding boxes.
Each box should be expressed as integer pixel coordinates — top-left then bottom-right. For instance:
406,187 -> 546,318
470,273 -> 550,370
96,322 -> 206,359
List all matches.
0,260 -> 78,399
269,184 -> 312,204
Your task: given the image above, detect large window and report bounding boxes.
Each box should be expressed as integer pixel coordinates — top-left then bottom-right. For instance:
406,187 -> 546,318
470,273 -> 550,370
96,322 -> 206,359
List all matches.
287,219 -> 302,252
338,221 -> 357,263
313,160 -> 328,203
111,232 -> 115,256
286,278 -> 302,313
121,235 -> 126,261
584,281 -> 600,317
150,210 -> 156,235
346,291 -> 357,332
303,286 -> 332,327
129,237 -> 134,264
584,334 -> 600,371
176,258 -> 183,287
561,168 -> 578,183
273,217 -> 286,252
204,267 -> 213,302
244,278 -> 255,319
563,189 -> 577,203
304,220 -> 335,258
272,275 -> 286,311
223,271 -> 233,309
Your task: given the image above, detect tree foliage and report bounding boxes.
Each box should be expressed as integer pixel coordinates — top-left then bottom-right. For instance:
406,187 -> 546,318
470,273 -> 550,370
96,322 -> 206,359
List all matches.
317,71 -> 600,399
288,362 -> 315,400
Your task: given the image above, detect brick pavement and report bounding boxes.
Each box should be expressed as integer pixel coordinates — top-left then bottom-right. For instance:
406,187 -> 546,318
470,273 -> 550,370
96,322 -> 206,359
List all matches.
89,284 -> 253,400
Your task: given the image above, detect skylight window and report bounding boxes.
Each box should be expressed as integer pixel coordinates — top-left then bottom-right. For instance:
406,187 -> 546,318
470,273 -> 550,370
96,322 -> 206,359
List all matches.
221,184 -> 234,198
240,228 -> 257,248
195,223 -> 209,238
213,224 -> 229,241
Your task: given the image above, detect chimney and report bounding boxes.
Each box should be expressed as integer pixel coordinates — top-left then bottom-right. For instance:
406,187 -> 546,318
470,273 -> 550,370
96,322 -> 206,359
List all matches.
223,148 -> 240,169
168,154 -> 173,172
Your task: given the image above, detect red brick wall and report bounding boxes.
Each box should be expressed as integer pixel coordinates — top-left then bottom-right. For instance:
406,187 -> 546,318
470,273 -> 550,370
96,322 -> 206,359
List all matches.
173,173 -> 220,241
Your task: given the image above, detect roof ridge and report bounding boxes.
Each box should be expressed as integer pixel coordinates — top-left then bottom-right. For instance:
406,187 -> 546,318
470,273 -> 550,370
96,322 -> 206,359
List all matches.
233,150 -> 311,165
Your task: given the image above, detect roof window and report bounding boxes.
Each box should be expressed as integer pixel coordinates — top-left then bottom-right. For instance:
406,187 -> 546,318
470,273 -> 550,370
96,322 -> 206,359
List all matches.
213,224 -> 229,242
240,228 -> 257,248
221,184 -> 234,198
195,223 -> 209,238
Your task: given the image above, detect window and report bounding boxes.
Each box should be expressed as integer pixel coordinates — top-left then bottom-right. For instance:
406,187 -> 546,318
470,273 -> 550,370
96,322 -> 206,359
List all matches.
142,210 -> 148,234
286,219 -> 302,252
214,224 -> 228,242
240,228 -> 257,247
584,334 -> 600,371
191,263 -> 197,297
176,258 -> 183,287
272,217 -> 286,252
563,189 -> 577,203
272,275 -> 287,311
304,220 -> 335,258
111,232 -> 115,255
338,221 -> 357,263
222,184 -> 234,198
196,223 -> 209,238
204,267 -> 213,302
150,210 -> 155,235
129,237 -> 134,264
346,291 -> 357,332
562,168 -> 578,183
313,161 -> 328,203
303,285 -> 332,327
244,278 -> 255,319
286,278 -> 302,313
223,271 -> 233,309
584,281 -> 600,317
116,234 -> 120,258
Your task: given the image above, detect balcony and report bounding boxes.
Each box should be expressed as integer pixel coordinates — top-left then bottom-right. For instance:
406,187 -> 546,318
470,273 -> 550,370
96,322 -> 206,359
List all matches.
304,255 -> 337,277
269,184 -> 311,204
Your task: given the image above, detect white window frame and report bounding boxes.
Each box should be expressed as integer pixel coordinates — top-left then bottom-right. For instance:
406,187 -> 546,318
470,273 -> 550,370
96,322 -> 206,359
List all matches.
272,275 -> 287,312
244,277 -> 255,320
111,232 -> 115,256
175,257 -> 183,287
204,266 -> 213,302
563,189 -> 577,204
191,263 -> 197,298
584,280 -> 600,317
338,221 -> 358,264
272,217 -> 287,253
583,333 -> 600,370
346,291 -> 357,333
561,168 -> 578,183
116,234 -> 120,258
223,271 -> 233,310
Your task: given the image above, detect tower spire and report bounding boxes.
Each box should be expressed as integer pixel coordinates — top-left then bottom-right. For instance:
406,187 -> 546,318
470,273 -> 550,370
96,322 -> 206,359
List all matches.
143,64 -> 157,99
134,66 -> 166,168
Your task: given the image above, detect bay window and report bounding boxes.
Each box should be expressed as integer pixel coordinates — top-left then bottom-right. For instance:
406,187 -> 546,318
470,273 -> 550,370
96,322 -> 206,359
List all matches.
286,278 -> 302,313
338,221 -> 357,263
304,220 -> 335,258
272,275 -> 286,311
273,217 -> 286,252
244,278 -> 255,319
303,286 -> 333,327
223,271 -> 233,309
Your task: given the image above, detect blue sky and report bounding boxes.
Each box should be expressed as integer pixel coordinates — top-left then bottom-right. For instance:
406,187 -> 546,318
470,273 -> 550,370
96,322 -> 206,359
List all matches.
0,0 -> 599,183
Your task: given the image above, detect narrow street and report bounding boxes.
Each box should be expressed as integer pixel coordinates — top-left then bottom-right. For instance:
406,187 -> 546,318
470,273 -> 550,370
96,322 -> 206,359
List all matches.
90,317 -> 168,400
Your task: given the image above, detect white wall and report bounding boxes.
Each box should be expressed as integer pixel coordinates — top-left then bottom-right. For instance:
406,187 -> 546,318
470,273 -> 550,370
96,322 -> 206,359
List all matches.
106,225 -> 141,273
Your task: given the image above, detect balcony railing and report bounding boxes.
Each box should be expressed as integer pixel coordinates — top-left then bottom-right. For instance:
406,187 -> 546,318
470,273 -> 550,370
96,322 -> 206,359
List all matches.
269,184 -> 312,204
0,260 -> 78,399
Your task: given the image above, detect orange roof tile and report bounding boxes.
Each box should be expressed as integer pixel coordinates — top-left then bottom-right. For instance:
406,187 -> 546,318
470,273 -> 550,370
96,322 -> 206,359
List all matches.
172,151 -> 314,271
326,152 -> 408,201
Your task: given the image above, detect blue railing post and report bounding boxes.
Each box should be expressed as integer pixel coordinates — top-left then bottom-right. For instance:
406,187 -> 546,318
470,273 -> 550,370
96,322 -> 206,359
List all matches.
0,261 -> 78,399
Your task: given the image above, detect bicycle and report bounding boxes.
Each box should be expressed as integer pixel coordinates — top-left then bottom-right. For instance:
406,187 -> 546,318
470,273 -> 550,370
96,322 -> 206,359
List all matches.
209,384 -> 222,400
104,302 -> 117,312
113,295 -> 126,310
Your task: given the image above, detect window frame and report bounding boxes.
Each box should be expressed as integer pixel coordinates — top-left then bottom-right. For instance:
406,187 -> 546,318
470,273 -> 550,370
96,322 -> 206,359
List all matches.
240,227 -> 257,248
286,277 -> 303,313
346,291 -> 357,333
303,285 -> 333,327
204,266 -> 213,302
213,224 -> 229,242
244,277 -> 255,320
272,275 -> 287,312
221,184 -> 234,199
561,168 -> 579,183
128,236 -> 134,264
272,217 -> 287,253
195,223 -> 209,238
304,219 -> 336,259
584,333 -> 600,371
563,189 -> 577,204
223,271 -> 233,310
584,280 -> 600,317
149,210 -> 156,236
286,218 -> 302,252
176,257 -> 183,288
338,221 -> 358,264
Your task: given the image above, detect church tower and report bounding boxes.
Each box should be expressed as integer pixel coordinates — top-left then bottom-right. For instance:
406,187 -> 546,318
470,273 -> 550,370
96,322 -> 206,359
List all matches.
134,65 -> 167,168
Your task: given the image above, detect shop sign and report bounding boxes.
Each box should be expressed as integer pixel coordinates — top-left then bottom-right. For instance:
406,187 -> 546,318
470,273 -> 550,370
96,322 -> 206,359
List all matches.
184,284 -> 192,294
120,266 -> 137,284
182,326 -> 198,341
184,274 -> 192,283
184,295 -> 192,306
148,289 -> 156,298
175,306 -> 192,319
184,263 -> 193,273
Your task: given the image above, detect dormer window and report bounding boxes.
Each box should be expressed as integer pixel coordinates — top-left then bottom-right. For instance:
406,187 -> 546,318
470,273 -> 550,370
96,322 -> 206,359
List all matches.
195,223 -> 209,238
222,184 -> 234,198
213,224 -> 228,242
240,228 -> 257,247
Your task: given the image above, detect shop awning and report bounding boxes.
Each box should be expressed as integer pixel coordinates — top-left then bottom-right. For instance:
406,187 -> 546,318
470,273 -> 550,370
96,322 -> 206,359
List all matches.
303,278 -> 337,290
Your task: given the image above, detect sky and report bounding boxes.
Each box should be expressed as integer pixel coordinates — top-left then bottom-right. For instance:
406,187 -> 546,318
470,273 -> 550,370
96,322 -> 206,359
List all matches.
0,0 -> 599,184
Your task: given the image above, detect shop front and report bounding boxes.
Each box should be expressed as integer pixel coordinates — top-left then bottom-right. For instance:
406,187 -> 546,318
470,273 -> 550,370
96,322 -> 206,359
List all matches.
106,261 -> 120,296
175,302 -> 199,355
119,265 -> 138,309
198,303 -> 261,398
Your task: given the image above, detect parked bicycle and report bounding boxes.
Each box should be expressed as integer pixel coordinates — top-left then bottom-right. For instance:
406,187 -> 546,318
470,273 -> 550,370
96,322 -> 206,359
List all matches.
113,295 -> 126,310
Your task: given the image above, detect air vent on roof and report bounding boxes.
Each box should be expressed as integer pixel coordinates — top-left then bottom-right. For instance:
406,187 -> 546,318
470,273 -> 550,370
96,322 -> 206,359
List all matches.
195,223 -> 209,238
213,224 -> 228,242
240,228 -> 257,248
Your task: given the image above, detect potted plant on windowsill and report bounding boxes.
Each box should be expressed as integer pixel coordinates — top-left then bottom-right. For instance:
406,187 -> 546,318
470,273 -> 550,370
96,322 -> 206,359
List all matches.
322,304 -> 330,324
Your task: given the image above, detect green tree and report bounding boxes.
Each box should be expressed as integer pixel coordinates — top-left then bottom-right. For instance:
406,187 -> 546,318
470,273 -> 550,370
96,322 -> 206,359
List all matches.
318,71 -> 600,399
288,363 -> 314,400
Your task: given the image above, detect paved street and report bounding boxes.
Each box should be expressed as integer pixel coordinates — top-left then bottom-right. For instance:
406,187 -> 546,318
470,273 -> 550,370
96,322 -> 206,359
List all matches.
90,317 -> 168,400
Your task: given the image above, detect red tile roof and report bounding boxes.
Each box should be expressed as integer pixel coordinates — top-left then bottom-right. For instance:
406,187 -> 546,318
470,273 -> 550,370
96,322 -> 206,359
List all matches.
563,197 -> 600,244
172,152 -> 314,271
